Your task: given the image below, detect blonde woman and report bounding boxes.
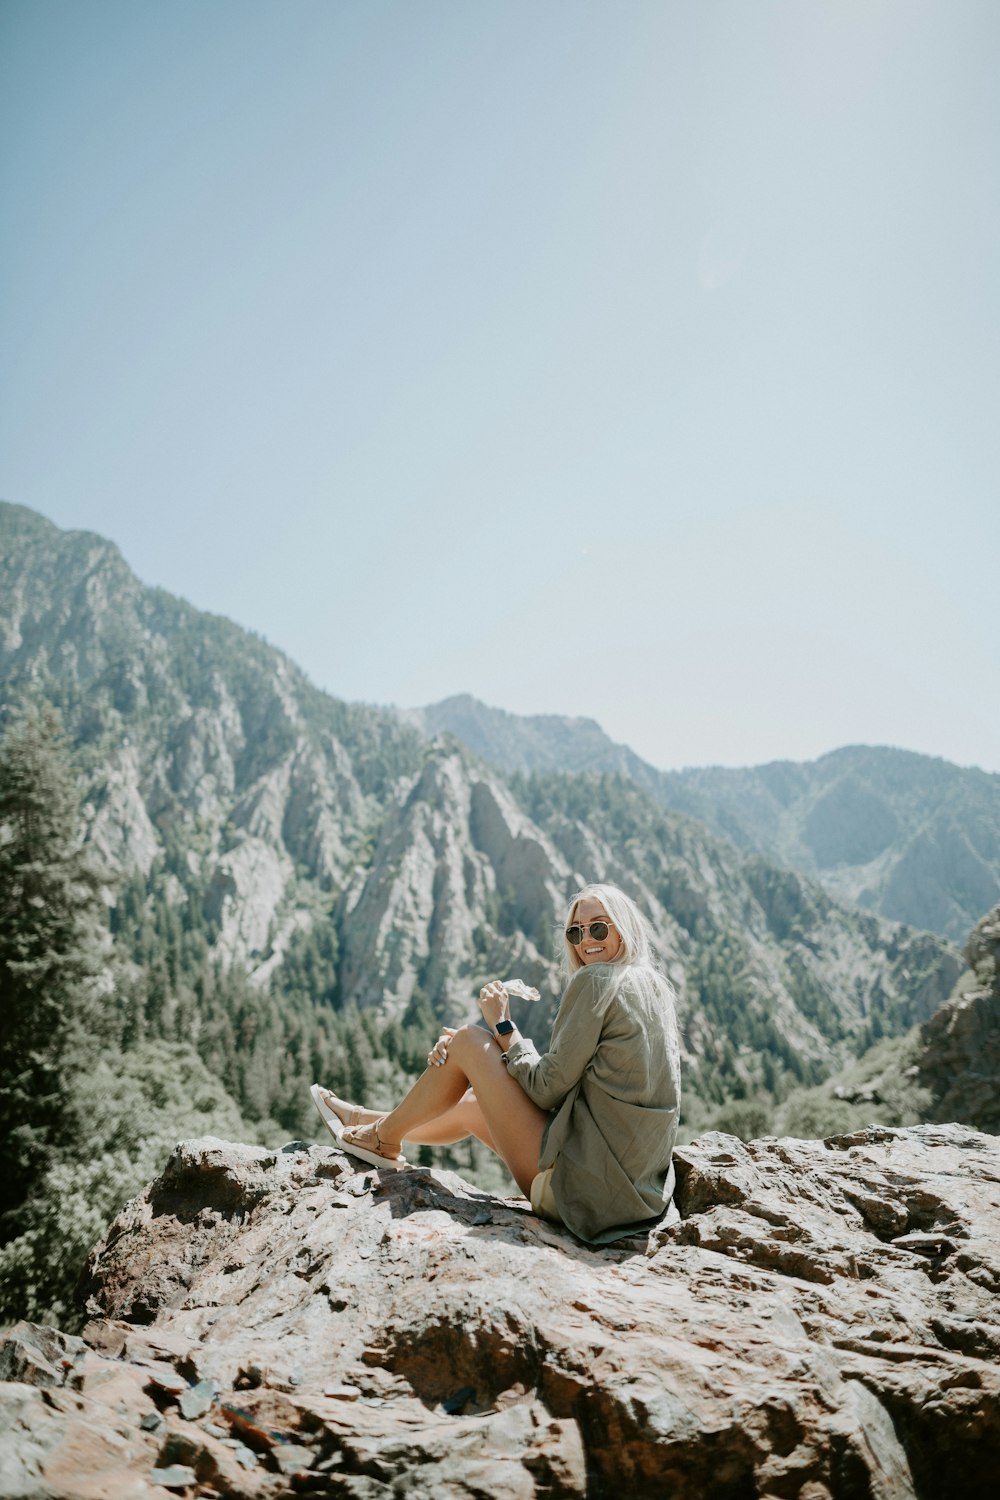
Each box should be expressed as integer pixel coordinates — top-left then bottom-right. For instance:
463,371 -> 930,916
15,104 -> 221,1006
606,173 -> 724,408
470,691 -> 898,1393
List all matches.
311,883 -> 681,1244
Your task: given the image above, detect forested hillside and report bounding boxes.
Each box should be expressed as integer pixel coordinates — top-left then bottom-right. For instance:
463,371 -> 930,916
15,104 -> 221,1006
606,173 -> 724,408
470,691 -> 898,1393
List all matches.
0,501 -> 974,1326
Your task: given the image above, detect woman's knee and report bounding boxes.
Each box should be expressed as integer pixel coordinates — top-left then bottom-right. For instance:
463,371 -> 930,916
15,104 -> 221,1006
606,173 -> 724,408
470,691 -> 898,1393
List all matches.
448,1024 -> 493,1064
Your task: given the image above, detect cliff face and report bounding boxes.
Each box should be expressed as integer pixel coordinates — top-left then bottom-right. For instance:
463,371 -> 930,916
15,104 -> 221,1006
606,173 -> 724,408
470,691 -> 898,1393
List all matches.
918,903 -> 1000,1132
2,1125 -> 999,1498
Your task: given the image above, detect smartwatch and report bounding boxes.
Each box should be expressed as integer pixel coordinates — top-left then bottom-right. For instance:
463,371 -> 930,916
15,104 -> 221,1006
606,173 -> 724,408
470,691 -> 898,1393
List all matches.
494,1019 -> 515,1039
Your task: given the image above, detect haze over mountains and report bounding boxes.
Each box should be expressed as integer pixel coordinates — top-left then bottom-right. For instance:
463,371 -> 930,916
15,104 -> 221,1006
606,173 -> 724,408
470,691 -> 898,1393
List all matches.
2,500 -> 987,1131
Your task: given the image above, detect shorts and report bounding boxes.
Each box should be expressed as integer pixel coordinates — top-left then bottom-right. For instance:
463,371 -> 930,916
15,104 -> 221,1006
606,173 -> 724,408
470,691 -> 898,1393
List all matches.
529,1166 -> 562,1224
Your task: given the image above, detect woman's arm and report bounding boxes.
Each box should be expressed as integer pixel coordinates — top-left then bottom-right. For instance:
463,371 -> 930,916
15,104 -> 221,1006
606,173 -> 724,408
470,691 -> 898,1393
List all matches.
502,968 -> 605,1110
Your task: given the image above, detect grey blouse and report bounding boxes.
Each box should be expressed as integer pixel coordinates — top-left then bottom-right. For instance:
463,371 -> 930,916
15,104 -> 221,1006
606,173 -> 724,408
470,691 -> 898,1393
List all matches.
504,963 -> 681,1244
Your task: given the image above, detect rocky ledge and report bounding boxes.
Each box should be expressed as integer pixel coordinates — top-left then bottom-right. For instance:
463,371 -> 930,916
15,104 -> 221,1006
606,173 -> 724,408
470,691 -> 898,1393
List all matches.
2,1124 -> 999,1499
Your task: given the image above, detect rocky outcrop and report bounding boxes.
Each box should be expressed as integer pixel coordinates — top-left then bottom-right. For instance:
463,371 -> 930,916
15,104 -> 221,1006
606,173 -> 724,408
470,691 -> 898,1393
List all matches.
86,743 -> 160,877
336,751 -> 571,1020
3,1124 -> 999,1498
206,837 -> 294,966
917,903 -> 1000,1132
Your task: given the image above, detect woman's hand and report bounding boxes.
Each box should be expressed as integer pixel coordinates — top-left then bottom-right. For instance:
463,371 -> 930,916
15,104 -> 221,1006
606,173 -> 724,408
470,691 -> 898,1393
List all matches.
427,1026 -> 457,1069
479,980 -> 509,1034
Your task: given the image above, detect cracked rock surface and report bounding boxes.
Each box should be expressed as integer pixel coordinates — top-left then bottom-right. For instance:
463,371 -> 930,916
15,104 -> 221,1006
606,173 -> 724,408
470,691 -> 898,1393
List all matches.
2,1123 -> 999,1498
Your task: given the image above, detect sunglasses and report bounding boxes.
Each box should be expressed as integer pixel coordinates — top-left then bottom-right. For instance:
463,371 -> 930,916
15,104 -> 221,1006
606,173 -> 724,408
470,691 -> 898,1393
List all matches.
565,920 -> 613,945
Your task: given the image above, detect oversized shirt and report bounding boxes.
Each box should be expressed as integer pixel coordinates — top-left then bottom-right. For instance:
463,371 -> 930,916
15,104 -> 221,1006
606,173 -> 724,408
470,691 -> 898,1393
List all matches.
504,963 -> 681,1244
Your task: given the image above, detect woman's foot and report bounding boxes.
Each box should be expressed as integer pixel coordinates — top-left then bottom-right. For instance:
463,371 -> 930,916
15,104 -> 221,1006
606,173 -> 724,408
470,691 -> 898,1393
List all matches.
310,1083 -> 376,1145
313,1086 -> 377,1130
340,1119 -> 407,1171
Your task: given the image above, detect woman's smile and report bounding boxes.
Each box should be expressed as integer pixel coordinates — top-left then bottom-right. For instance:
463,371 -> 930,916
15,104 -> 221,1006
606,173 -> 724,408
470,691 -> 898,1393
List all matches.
569,897 -> 622,964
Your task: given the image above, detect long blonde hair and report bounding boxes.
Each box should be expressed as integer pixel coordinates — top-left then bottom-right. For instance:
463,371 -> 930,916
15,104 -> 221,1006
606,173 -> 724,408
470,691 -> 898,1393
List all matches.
562,882 -> 659,975
561,882 -> 679,1066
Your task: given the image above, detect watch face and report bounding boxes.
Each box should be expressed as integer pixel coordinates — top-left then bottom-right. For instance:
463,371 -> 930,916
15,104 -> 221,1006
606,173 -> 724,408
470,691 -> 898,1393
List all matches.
495,1019 -> 515,1036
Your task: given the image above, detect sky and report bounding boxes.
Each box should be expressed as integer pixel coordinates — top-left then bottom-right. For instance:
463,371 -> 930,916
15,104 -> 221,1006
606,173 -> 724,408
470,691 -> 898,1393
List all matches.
2,0 -> 998,774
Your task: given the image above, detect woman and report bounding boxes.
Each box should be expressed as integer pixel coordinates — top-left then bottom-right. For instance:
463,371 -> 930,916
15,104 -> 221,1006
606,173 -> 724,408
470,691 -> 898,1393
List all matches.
311,882 -> 681,1244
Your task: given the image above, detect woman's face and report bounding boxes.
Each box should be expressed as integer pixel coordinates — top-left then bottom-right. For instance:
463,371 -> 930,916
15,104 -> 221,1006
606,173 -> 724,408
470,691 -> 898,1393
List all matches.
567,896 -> 622,965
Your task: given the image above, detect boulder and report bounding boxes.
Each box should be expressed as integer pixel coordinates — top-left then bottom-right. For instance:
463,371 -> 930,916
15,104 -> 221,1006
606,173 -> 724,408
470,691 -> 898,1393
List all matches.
2,1124 -> 999,1497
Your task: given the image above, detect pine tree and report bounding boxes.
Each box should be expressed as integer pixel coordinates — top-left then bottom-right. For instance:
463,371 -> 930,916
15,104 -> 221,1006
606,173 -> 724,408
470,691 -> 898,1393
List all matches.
0,702 -> 110,1237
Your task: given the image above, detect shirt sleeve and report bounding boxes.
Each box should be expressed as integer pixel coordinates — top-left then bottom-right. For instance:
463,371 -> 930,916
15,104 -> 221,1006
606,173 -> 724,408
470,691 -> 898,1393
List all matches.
504,967 -> 607,1110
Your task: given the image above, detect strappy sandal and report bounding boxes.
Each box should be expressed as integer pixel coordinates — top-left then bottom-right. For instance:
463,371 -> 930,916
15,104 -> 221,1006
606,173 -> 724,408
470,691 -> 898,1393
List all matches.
310,1083 -> 368,1142
339,1119 -> 408,1172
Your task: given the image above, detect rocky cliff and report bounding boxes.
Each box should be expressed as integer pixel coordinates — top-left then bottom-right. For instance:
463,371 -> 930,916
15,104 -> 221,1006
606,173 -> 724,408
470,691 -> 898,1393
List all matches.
918,903 -> 1000,1133
2,1126 -> 999,1498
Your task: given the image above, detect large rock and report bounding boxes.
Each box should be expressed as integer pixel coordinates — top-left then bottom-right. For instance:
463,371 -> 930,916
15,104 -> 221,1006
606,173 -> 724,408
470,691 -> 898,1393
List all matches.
3,1125 -> 999,1497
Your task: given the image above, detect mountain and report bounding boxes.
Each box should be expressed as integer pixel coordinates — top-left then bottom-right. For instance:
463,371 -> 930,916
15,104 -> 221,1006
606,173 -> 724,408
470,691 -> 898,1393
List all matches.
658,747 -> 1000,946
1,500 -> 989,1331
401,692 -> 665,790
0,500 -> 422,950
407,694 -> 1000,944
0,500 -> 963,1133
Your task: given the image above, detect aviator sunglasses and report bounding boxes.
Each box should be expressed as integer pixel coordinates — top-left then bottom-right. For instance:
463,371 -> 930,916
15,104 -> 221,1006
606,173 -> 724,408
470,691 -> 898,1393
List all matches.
565,919 -> 614,945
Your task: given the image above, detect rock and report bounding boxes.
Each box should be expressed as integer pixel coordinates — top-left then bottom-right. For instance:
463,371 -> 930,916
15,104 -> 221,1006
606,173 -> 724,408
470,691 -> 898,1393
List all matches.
336,750 -> 569,1020
230,1443 -> 258,1470
268,1441 -> 316,1475
0,1377 -> 153,1499
145,1368 -> 190,1396
178,1379 -> 219,1422
917,901 -> 1000,1132
966,903 -> 1000,989
0,1322 -> 83,1388
87,743 -> 160,877
150,1465 -> 197,1490
2,1125 -> 996,1497
206,835 -> 292,965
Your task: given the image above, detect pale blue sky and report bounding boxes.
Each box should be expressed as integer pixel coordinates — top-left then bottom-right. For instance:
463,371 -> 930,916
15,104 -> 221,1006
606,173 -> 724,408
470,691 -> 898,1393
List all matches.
2,0 -> 998,772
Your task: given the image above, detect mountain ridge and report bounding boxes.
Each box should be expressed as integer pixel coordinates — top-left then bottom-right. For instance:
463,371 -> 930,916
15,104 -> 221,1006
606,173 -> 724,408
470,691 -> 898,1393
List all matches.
406,693 -> 1000,943
0,500 -> 966,1130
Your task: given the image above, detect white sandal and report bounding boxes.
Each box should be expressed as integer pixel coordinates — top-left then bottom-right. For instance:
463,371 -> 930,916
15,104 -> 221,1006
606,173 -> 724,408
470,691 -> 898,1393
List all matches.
339,1119 -> 408,1171
310,1084 -> 407,1170
310,1084 -> 365,1141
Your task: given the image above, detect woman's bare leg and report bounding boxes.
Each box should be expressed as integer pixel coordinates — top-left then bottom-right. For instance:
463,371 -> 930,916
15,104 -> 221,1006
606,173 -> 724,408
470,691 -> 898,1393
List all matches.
402,1091 -> 497,1151
378,1026 -> 547,1195
317,1086 -> 497,1150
